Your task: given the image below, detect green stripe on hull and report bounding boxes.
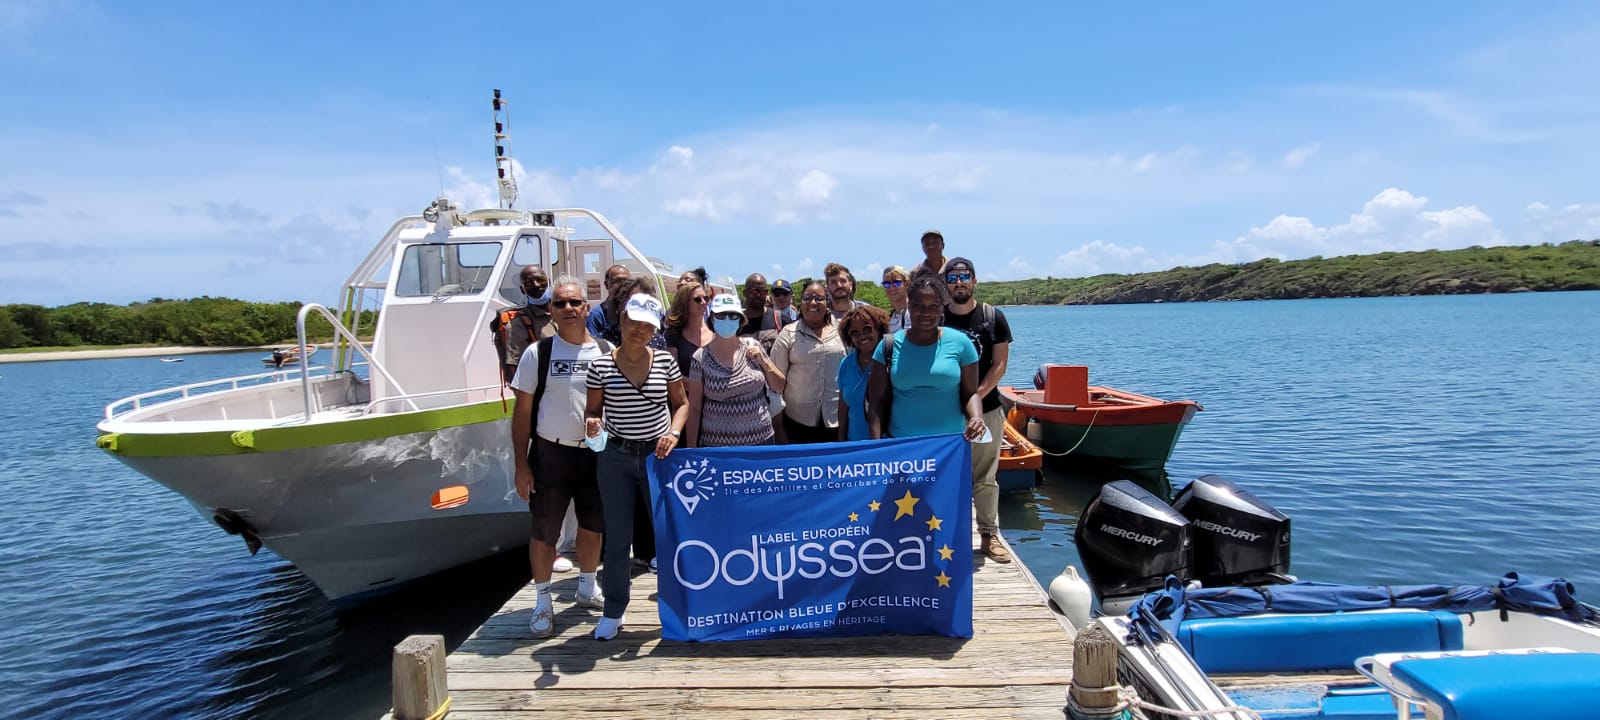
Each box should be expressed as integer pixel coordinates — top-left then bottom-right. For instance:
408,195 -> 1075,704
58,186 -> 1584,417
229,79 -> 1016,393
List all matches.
98,400 -> 514,457
1037,421 -> 1187,474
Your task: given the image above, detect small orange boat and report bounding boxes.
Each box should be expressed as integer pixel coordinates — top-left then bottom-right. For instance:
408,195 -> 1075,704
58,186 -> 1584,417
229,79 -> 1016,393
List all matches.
998,417 -> 1043,494
1002,364 -> 1201,477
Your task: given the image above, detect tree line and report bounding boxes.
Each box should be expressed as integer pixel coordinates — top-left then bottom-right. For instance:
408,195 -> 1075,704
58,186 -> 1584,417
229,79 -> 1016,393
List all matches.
0,297 -> 368,350
973,241 -> 1600,306
5,241 -> 1597,349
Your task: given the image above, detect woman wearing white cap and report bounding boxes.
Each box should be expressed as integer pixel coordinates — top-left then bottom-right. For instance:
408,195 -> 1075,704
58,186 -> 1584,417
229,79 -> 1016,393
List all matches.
686,294 -> 783,448
583,292 -> 687,640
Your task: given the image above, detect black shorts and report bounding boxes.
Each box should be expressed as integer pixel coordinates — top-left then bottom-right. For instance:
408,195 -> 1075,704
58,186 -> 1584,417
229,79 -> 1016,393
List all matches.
527,438 -> 605,545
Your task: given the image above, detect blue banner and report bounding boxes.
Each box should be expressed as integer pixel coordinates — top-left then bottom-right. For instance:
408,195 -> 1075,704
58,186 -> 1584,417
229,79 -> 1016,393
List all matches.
647,435 -> 974,642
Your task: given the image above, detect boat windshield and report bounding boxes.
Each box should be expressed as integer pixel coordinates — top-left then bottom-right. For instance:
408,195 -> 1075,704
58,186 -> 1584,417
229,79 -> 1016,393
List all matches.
395,242 -> 502,297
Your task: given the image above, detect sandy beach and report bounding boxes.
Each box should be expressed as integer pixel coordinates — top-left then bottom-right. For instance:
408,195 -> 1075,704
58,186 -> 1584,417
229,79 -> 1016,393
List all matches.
0,345 -> 272,364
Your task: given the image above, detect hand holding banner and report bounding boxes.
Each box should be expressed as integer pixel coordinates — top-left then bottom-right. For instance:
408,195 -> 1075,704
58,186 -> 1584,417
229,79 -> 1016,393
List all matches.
648,435 -> 974,642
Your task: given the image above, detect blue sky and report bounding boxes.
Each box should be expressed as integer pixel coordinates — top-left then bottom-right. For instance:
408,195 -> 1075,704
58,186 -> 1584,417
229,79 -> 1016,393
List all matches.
3,1 -> 1598,305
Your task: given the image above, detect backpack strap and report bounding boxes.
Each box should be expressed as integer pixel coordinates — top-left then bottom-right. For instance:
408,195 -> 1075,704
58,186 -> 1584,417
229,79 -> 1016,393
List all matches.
980,302 -> 996,333
531,336 -> 556,425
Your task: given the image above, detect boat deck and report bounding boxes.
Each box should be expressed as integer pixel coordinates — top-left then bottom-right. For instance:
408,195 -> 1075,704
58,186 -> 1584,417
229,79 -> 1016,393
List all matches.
387,535 -> 1076,719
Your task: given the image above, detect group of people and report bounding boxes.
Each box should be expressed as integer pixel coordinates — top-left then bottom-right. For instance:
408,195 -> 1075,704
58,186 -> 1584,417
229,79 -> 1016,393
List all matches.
497,230 -> 1013,641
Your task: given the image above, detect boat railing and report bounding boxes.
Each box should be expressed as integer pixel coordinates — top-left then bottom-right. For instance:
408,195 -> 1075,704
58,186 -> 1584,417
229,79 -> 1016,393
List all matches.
296,304 -> 418,420
103,365 -> 329,422
363,384 -> 504,414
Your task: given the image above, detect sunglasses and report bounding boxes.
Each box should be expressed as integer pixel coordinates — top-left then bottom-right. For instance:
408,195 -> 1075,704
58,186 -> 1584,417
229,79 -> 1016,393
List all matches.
880,279 -> 904,289
550,299 -> 584,309
691,296 -> 708,304
945,273 -> 973,284
800,294 -> 828,303
771,289 -> 792,296
713,312 -> 743,322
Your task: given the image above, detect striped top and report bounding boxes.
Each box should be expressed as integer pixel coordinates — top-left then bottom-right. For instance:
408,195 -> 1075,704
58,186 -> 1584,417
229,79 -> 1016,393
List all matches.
586,349 -> 683,441
689,338 -> 775,447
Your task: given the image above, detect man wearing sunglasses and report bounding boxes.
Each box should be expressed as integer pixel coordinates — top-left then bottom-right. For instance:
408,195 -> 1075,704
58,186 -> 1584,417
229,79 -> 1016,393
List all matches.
493,265 -> 559,383
511,276 -> 614,636
941,257 -> 1014,563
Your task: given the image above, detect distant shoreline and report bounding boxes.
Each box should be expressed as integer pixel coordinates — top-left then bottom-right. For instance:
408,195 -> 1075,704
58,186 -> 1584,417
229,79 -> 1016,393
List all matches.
0,345 -> 272,364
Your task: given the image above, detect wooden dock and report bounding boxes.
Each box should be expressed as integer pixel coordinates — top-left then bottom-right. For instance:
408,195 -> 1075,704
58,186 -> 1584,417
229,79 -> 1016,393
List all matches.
390,536 -> 1076,719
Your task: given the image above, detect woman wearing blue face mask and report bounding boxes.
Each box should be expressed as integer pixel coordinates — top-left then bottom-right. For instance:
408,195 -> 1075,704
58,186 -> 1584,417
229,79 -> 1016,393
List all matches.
684,294 -> 783,447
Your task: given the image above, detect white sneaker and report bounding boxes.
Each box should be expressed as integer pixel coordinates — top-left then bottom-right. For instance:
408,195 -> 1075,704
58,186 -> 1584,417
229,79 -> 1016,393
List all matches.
594,614 -> 624,641
574,587 -> 605,610
529,605 -> 555,638
552,555 -> 574,573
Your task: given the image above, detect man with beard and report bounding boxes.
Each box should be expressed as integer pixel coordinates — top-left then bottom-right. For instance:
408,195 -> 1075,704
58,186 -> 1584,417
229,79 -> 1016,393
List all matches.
737,272 -> 770,336
585,264 -> 633,345
941,257 -> 1014,563
823,262 -> 868,321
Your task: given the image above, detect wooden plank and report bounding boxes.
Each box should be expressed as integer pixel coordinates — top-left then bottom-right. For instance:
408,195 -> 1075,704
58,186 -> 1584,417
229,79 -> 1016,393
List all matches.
446,685 -> 1068,711
394,531 -> 1077,719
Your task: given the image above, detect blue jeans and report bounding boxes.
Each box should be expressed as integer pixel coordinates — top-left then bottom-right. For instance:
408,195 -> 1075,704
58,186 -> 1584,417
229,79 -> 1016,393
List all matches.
596,442 -> 653,618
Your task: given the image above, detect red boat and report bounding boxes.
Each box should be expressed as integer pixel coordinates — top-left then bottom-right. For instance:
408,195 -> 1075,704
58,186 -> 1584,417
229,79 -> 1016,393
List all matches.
1001,365 -> 1201,477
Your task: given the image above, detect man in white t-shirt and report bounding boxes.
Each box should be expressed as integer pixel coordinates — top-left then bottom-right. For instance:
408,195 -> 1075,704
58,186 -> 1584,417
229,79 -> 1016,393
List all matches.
511,276 -> 611,638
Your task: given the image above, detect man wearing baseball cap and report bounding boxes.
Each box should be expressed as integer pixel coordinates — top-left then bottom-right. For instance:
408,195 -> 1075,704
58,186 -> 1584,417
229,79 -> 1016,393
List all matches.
764,279 -> 799,330
941,256 -> 1014,563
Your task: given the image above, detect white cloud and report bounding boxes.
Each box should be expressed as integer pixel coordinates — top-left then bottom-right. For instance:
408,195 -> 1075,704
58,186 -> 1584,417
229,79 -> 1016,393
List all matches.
1523,201 -> 1600,242
662,194 -> 725,222
1051,240 -> 1164,277
1282,142 -> 1321,169
667,145 -> 694,169
1210,188 -> 1504,262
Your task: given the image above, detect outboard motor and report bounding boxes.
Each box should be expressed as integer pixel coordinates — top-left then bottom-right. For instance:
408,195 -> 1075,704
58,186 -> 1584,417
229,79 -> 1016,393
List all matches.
1171,474 -> 1291,587
1074,480 -> 1193,615
1033,363 -> 1055,390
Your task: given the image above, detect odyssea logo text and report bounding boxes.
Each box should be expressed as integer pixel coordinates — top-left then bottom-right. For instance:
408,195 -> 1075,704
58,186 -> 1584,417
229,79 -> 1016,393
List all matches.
674,526 -> 928,601
668,458 -> 718,514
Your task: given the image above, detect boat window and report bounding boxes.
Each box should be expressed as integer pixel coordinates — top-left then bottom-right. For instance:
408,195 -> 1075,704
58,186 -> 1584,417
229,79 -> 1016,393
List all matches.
394,242 -> 502,297
499,234 -> 544,303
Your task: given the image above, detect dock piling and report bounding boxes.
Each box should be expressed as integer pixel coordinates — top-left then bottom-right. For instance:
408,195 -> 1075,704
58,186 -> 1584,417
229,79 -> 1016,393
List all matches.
1067,621 -> 1121,717
393,634 -> 448,720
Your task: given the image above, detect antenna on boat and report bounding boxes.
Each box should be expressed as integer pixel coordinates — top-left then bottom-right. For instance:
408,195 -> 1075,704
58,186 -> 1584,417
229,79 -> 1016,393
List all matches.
492,89 -> 518,210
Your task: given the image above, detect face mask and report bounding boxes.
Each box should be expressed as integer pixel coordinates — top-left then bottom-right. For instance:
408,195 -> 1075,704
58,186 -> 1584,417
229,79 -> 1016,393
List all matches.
712,317 -> 741,338
583,428 -> 608,453
524,284 -> 550,305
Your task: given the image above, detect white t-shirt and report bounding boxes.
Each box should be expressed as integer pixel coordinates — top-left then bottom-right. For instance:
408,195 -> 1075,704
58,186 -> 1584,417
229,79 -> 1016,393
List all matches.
510,335 -> 603,444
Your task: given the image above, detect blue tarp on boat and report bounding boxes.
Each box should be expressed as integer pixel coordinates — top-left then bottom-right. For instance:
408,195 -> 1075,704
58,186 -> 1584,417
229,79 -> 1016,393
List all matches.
1128,572 -> 1600,645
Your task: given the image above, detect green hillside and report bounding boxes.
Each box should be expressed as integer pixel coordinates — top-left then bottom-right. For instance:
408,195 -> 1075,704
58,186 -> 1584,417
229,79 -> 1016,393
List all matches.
975,241 -> 1600,306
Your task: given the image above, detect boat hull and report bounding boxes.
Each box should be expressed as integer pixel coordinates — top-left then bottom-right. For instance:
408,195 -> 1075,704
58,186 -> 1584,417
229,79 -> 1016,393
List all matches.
106,417 -> 525,601
997,421 -> 1042,495
1004,385 -> 1199,475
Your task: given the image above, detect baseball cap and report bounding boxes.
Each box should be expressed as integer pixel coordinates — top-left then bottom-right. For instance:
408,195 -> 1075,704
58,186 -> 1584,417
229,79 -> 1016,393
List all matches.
709,294 -> 744,316
945,257 -> 975,275
770,279 -> 792,295
624,293 -> 665,329
920,229 -> 944,242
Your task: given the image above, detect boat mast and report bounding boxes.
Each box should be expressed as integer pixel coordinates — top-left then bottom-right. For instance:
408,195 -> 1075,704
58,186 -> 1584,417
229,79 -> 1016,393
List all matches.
493,89 -> 518,210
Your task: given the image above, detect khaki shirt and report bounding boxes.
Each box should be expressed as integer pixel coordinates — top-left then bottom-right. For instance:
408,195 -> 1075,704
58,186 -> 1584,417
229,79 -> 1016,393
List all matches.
771,316 -> 845,428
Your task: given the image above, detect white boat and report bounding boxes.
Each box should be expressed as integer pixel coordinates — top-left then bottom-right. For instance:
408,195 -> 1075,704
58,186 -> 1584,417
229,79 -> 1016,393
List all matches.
159,357 -> 185,363
97,91 -> 688,602
1054,476 -> 1600,720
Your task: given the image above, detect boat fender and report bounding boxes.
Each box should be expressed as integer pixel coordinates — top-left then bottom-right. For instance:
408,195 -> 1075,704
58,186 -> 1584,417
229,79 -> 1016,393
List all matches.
1049,565 -> 1094,632
231,430 -> 256,449
1025,418 -> 1042,444
96,433 -> 120,452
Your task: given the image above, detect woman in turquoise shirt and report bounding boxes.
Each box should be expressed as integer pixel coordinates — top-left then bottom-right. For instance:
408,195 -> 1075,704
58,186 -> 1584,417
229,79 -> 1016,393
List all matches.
836,304 -> 890,441
866,276 -> 986,441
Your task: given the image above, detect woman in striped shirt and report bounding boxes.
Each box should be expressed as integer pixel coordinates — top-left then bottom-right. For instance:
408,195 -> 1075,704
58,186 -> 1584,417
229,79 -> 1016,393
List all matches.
584,293 -> 687,641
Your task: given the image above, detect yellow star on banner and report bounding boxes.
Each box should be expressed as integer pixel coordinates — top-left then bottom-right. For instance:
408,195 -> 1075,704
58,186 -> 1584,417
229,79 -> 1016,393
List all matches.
938,544 -> 954,561
892,490 -> 919,520
924,515 -> 943,532
935,571 -> 951,588
868,500 -> 881,512
848,512 -> 859,522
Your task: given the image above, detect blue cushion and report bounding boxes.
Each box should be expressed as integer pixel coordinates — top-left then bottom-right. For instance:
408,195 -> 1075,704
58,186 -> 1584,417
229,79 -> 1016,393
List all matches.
1178,610 -> 1463,674
1226,686 -> 1398,720
1391,652 -> 1600,720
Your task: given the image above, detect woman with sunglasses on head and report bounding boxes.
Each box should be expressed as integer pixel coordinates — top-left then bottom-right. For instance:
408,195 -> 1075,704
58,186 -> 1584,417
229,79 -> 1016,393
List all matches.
836,304 -> 890,442
664,281 -> 713,376
866,275 -> 984,444
584,292 -> 687,641
881,265 -> 911,333
685,294 -> 783,448
769,280 -> 846,444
